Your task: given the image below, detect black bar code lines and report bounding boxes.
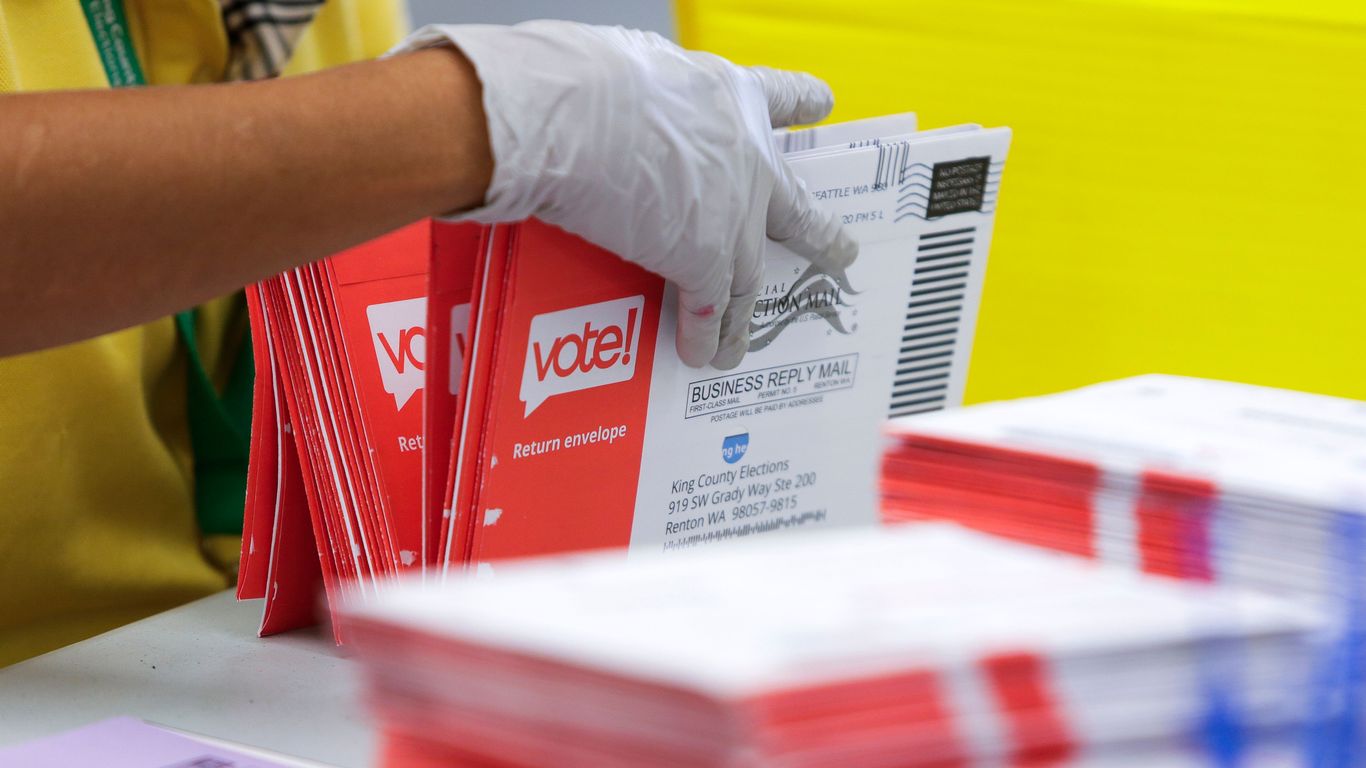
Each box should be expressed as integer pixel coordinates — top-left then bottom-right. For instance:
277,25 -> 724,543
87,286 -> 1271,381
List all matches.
889,227 -> 975,418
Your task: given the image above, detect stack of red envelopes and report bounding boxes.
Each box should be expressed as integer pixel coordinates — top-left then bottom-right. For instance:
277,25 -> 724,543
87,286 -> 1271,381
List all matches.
237,222 -> 467,634
240,113 -> 1015,636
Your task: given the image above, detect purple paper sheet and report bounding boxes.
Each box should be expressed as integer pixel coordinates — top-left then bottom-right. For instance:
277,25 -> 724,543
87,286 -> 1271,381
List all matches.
0,717 -> 296,767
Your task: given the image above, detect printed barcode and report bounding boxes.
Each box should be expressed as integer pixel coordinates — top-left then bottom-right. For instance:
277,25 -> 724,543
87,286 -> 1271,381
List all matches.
888,227 -> 975,417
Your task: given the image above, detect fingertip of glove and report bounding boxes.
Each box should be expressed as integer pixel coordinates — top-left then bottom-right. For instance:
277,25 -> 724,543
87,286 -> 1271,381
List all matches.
825,226 -> 860,270
676,315 -> 721,369
709,335 -> 749,371
791,71 -> 835,124
772,214 -> 860,274
754,66 -> 835,128
677,341 -> 716,369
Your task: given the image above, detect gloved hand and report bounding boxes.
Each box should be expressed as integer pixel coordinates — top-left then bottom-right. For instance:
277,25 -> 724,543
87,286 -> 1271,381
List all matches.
391,21 -> 858,369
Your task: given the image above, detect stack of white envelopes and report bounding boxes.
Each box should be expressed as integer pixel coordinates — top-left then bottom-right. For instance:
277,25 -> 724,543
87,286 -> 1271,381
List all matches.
882,375 -> 1366,611
344,525 -> 1322,767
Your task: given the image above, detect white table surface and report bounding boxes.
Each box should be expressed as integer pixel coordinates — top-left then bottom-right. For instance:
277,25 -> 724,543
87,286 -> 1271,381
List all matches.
0,590 -> 373,767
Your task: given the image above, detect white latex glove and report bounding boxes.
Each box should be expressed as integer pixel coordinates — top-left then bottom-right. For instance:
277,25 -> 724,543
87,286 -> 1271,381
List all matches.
391,21 -> 859,369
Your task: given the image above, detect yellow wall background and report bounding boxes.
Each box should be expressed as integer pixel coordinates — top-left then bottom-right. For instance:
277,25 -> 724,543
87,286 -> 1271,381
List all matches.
678,0 -> 1366,404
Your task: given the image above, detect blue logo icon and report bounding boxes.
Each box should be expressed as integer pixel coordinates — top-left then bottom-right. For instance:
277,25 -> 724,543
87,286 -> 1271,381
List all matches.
721,431 -> 749,464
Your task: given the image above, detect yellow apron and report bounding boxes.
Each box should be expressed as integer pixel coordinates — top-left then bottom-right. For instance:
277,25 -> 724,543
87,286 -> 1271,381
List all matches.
0,0 -> 406,667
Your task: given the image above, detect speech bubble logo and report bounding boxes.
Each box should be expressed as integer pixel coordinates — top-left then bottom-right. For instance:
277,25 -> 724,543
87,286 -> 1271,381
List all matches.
520,295 -> 645,417
366,297 -> 428,412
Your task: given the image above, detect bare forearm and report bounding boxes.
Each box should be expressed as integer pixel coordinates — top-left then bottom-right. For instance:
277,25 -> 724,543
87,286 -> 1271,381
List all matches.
0,47 -> 491,356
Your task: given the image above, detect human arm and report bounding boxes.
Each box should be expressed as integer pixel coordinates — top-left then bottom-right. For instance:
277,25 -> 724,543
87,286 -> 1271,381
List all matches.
0,22 -> 857,368
0,47 -> 490,357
